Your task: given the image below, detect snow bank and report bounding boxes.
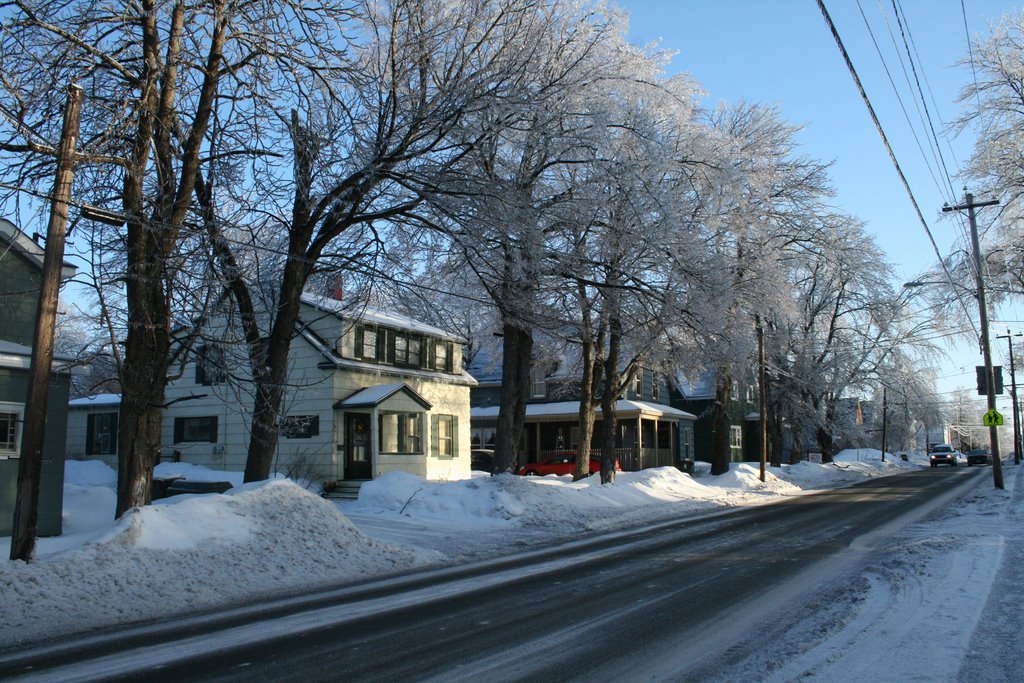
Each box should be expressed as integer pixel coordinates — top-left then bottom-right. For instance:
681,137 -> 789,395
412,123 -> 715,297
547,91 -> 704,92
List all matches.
2,475 -> 426,644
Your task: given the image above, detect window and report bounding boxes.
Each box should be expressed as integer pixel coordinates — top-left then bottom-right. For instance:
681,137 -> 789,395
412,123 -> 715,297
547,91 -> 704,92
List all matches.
379,412 -> 422,454
173,416 -> 219,443
395,334 -> 408,363
730,425 -> 743,455
86,412 -> 118,455
359,326 -> 378,361
0,403 -> 23,456
632,371 -> 642,398
195,344 -> 227,385
433,414 -> 457,459
652,372 -> 660,401
281,414 -> 320,439
433,340 -> 452,372
530,368 -> 546,399
408,337 -> 421,367
471,427 -> 496,448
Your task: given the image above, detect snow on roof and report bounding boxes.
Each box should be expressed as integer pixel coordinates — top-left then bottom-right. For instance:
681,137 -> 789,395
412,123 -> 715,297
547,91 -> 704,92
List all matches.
336,383 -> 432,409
0,339 -> 75,370
69,393 -> 122,408
301,293 -> 462,342
0,217 -> 77,279
471,399 -> 695,421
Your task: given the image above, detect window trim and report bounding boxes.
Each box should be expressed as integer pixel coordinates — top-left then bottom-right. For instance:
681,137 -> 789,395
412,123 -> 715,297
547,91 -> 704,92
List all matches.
173,415 -> 219,444
281,414 -> 320,439
432,414 -> 457,459
0,402 -> 24,458
86,411 -> 119,455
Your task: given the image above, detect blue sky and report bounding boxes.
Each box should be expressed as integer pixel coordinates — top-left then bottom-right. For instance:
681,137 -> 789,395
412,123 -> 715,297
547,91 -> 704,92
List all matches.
622,0 -> 1023,401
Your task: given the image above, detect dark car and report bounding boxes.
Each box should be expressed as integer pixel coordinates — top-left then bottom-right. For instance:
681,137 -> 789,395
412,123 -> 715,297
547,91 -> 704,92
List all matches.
471,449 -> 495,472
966,448 -> 992,466
929,444 -> 960,468
517,453 -> 619,477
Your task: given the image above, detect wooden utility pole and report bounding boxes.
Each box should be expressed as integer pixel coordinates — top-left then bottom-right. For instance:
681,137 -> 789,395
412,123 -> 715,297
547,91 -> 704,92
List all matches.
10,84 -> 83,562
758,320 -> 767,482
880,388 -> 888,463
997,330 -> 1022,465
944,191 -> 1003,489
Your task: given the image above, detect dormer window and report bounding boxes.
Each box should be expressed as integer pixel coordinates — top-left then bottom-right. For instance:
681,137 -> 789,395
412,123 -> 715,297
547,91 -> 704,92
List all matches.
652,373 -> 660,401
530,368 -> 546,398
361,327 -> 377,360
632,371 -> 642,398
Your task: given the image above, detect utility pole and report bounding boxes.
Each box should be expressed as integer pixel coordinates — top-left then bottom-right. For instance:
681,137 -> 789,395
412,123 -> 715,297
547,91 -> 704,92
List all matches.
944,191 -> 1003,489
10,84 -> 83,562
758,320 -> 767,482
997,330 -> 1022,465
880,388 -> 888,463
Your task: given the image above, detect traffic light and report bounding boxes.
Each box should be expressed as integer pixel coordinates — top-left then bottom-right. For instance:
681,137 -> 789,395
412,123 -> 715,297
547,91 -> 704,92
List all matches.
976,366 -> 1004,395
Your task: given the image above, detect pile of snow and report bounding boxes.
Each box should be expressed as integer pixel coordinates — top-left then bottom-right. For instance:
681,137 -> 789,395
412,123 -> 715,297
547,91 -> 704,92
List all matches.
3,450 -> 924,644
2,467 -> 427,644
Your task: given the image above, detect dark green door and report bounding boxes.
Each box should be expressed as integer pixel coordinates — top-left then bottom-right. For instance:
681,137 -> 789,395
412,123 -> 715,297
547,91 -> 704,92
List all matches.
345,413 -> 372,480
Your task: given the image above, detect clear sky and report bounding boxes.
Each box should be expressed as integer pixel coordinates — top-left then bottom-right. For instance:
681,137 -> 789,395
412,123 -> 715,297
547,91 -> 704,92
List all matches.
621,0 -> 1023,404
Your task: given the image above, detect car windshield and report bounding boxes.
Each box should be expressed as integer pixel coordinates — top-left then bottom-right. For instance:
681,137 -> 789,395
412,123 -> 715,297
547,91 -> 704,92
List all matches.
932,446 -> 953,453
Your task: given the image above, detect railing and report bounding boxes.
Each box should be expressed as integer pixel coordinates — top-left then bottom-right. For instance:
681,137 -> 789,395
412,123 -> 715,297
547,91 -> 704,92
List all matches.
538,447 -> 676,471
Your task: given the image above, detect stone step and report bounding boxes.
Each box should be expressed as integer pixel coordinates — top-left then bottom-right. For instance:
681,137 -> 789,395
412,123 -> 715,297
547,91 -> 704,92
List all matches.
322,480 -> 366,501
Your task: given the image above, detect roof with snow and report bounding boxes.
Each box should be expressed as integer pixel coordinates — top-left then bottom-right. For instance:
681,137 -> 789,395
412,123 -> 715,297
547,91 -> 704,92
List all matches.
69,393 -> 122,409
471,399 -> 695,421
335,383 -> 433,410
301,293 -> 463,342
0,339 -> 76,371
0,217 -> 77,280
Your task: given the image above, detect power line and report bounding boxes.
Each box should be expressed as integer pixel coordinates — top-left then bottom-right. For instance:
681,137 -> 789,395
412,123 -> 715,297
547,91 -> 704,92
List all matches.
816,0 -> 980,339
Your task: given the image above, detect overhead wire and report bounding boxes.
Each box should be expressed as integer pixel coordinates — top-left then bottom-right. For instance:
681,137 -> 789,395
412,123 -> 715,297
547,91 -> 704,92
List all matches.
816,0 -> 981,340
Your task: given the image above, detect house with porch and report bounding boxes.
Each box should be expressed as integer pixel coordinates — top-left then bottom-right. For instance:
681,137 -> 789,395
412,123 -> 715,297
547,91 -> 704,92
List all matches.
160,292 -> 476,488
469,346 -> 696,472
0,218 -> 76,536
672,372 -> 761,464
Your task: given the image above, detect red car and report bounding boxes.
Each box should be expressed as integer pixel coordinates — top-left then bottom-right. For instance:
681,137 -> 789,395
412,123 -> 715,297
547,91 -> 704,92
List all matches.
517,453 -> 618,477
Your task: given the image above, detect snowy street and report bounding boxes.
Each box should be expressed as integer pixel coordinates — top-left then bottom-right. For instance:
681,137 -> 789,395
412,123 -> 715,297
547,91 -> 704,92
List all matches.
3,453 -> 1021,681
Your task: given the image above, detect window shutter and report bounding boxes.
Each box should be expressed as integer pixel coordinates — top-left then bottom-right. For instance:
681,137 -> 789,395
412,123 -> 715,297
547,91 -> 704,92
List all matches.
174,418 -> 184,444
354,327 -> 363,359
445,341 -> 454,373
86,414 -> 96,455
452,415 -> 458,457
419,336 -> 428,368
385,330 -> 396,364
208,416 -> 219,443
195,345 -> 207,385
427,339 -> 437,370
431,414 -> 439,457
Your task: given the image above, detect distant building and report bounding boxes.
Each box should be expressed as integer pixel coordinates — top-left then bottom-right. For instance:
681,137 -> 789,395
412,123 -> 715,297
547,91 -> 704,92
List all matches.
469,344 -> 695,471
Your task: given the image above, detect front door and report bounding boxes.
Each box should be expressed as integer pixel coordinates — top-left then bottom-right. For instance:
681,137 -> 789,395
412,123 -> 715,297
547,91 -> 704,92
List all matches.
345,413 -> 372,480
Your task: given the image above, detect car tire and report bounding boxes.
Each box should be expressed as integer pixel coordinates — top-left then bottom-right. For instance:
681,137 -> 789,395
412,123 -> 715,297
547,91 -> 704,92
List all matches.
524,470 -> 538,476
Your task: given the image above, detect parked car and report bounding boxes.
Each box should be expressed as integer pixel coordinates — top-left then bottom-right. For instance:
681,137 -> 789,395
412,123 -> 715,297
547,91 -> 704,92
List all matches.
929,444 -> 960,467
966,448 -> 992,466
471,449 -> 495,472
517,453 -> 619,477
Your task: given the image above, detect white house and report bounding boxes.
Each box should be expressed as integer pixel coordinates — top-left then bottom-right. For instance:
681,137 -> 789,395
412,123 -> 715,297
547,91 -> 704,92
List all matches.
161,292 -> 476,486
66,393 -> 121,467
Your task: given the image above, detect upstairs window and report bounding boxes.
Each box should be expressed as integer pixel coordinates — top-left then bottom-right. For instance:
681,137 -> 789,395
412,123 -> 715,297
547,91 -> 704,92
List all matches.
432,340 -> 454,373
652,372 -> 660,401
361,327 -> 377,361
632,371 -> 642,398
196,344 -> 227,385
530,368 -> 546,398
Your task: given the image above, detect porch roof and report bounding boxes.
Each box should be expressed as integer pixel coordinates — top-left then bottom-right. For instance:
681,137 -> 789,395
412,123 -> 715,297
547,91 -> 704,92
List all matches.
335,383 -> 433,410
470,399 -> 695,422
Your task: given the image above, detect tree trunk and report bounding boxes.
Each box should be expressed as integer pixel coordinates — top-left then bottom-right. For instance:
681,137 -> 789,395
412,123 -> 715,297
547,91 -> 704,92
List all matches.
709,371 -> 733,476
598,315 -> 623,484
494,321 -> 532,474
574,335 -> 600,481
816,400 -> 836,463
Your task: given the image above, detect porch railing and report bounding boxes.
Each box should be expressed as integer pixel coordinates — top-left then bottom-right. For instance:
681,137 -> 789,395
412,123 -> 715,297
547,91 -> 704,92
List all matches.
538,447 -> 676,471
